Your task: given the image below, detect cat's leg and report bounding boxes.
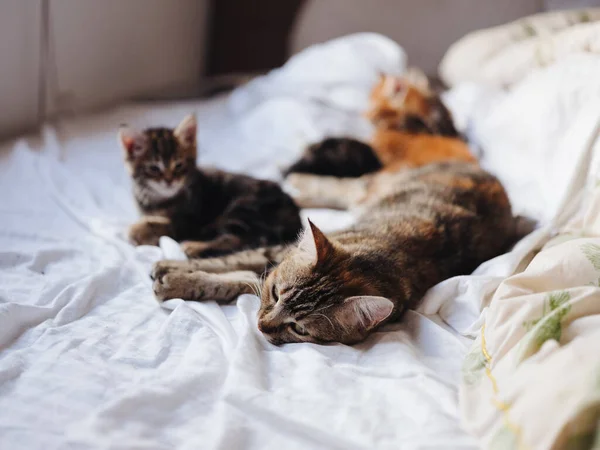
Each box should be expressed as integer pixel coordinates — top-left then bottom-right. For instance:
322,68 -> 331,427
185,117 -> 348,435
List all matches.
284,173 -> 371,209
151,244 -> 288,280
284,137 -> 381,178
128,216 -> 174,246
180,234 -> 242,258
180,188 -> 299,258
153,269 -> 261,302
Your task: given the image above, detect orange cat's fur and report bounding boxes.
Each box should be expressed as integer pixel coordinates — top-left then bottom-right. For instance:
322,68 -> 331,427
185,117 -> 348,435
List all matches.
372,132 -> 475,172
286,73 -> 477,209
366,72 -> 476,171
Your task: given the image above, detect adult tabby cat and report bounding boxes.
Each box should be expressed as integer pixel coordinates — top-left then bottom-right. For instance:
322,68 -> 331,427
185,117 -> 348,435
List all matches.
151,162 -> 522,345
120,114 -> 302,258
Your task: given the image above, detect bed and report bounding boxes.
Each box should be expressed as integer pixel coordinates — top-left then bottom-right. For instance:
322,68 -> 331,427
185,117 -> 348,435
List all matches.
1,17 -> 599,449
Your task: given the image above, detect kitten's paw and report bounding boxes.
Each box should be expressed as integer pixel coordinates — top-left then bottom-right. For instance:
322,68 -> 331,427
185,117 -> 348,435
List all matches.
153,271 -> 205,302
283,174 -> 318,208
150,260 -> 193,282
180,241 -> 211,258
283,173 -> 305,192
128,222 -> 160,246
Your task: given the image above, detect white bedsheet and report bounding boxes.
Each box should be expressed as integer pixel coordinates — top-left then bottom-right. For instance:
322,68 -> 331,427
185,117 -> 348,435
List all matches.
1,33 -> 597,450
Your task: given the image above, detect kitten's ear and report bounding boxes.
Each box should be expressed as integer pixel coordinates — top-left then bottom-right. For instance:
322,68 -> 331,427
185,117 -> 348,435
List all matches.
118,126 -> 147,159
404,67 -> 430,93
298,219 -> 334,265
335,296 -> 394,332
174,114 -> 197,148
382,75 -> 406,100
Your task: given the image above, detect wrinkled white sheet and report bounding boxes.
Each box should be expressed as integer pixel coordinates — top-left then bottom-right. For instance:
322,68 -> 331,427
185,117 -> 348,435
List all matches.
0,33 -> 596,450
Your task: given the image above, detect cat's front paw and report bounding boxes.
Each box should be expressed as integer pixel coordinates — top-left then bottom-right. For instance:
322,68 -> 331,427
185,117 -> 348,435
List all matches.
150,260 -> 192,282
180,241 -> 211,258
283,173 -> 306,195
152,271 -> 205,302
283,174 -> 311,208
128,216 -> 173,246
128,222 -> 161,246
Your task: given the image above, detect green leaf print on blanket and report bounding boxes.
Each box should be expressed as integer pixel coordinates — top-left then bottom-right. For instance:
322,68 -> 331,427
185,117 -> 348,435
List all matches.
518,291 -> 571,363
489,425 -> 518,450
582,243 -> 600,270
462,341 -> 487,386
582,242 -> 600,286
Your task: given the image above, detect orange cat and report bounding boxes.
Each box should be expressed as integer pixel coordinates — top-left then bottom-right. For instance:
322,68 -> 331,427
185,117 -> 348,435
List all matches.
285,72 -> 477,209
366,72 -> 475,171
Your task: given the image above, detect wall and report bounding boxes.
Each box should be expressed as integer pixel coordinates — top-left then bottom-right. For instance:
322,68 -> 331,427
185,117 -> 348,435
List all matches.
0,0 -> 208,139
291,0 -> 542,76
0,1 -> 41,138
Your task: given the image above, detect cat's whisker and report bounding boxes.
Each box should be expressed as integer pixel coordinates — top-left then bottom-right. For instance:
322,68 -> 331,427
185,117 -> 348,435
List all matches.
308,313 -> 335,331
312,303 -> 335,314
257,271 -> 268,297
242,281 -> 260,298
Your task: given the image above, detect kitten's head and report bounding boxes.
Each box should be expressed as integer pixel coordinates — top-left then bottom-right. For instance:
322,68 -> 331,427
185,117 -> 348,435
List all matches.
258,220 -> 394,346
119,114 -> 197,200
366,71 -> 432,130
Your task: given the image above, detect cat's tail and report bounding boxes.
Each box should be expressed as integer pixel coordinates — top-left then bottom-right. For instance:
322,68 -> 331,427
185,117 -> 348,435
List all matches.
512,215 -> 538,242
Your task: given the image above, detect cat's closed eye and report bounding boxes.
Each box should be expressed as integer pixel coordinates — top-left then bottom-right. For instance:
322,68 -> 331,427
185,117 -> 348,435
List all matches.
146,164 -> 161,176
271,283 -> 279,303
289,322 -> 309,336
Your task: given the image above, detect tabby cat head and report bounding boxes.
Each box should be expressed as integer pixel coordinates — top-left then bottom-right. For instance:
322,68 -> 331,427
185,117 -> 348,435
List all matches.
258,221 -> 394,345
119,114 -> 197,201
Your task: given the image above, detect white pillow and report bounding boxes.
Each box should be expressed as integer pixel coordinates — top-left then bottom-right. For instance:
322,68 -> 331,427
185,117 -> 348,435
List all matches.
439,9 -> 600,88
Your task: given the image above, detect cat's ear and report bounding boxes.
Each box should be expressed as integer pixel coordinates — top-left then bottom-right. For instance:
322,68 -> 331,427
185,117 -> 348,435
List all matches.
404,66 -> 430,93
297,219 -> 334,265
174,114 -> 197,148
382,75 -> 406,101
118,126 -> 147,160
335,296 -> 394,332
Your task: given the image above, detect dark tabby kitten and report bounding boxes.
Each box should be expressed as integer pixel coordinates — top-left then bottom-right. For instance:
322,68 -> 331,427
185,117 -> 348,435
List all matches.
151,162 -> 523,345
120,114 -> 302,258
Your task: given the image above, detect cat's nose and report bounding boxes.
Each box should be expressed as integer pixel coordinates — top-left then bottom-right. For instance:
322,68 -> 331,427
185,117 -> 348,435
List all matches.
257,319 -> 276,334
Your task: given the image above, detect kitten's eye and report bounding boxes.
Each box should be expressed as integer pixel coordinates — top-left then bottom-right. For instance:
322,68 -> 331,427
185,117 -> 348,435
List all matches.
146,165 -> 161,176
271,283 -> 279,303
173,161 -> 185,174
289,322 -> 309,336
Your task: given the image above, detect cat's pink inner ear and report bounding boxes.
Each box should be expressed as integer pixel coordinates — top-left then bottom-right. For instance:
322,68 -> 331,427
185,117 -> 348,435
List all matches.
394,79 -> 406,94
337,296 -> 394,332
297,219 -> 334,265
174,114 -> 197,147
118,127 -> 146,159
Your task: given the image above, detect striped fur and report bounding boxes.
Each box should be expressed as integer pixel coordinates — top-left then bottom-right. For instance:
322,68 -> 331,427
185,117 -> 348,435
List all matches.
152,162 -> 522,346
120,115 -> 302,258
